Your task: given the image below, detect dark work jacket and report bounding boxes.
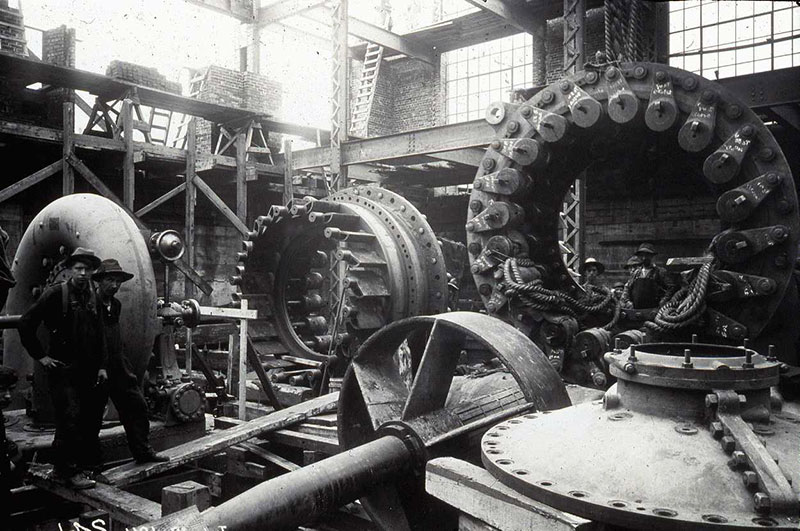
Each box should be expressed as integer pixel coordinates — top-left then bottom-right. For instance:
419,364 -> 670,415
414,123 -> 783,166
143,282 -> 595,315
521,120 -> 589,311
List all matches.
97,293 -> 123,364
19,280 -> 108,371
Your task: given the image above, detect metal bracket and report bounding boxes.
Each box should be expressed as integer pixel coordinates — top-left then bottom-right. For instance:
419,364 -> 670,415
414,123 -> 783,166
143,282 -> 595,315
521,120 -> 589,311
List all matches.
678,92 -> 718,152
716,173 -> 784,223
489,138 -> 543,167
605,67 -> 639,124
473,168 -> 530,197
706,307 -> 748,340
563,80 -> 603,128
645,70 -> 678,132
714,225 -> 790,264
703,125 -> 757,184
519,105 -> 569,143
707,389 -> 797,515
466,201 -> 524,233
708,270 -> 776,301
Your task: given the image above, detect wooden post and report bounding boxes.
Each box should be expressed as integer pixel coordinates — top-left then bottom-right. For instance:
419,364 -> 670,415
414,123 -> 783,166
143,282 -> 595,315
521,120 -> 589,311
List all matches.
238,299 -> 249,421
227,334 -> 237,396
185,118 -> 197,375
235,127 -> 247,225
122,99 -> 135,210
62,102 -> 74,195
283,138 -> 293,205
161,480 -> 211,517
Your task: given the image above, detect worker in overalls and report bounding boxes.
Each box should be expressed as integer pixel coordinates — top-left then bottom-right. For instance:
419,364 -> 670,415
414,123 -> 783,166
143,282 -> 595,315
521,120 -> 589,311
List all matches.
18,248 -> 106,489
620,243 -> 668,309
85,259 -> 168,470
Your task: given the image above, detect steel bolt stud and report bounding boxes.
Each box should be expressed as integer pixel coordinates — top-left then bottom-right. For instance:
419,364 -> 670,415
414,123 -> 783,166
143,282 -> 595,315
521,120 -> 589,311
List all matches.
623,362 -> 637,375
490,140 -> 502,150
614,337 -> 621,354
683,349 -> 693,368
732,450 -> 747,467
710,421 -> 724,439
720,435 -> 736,454
753,492 -> 771,514
767,345 -> 777,362
628,345 -> 637,362
654,71 -> 667,83
482,158 -> 495,171
692,334 -> 698,343
520,106 -> 533,118
743,471 -> 759,489
740,124 -> 755,138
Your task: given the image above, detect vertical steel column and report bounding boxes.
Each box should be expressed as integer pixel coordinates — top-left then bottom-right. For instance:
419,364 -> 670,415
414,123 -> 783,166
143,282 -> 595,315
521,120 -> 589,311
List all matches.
330,0 -> 349,191
561,0 -> 586,277
283,139 -> 293,206
329,0 -> 350,333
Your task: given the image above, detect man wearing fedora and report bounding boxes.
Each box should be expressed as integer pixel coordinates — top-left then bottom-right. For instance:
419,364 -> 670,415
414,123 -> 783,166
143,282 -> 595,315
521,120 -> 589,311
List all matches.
620,243 -> 668,309
89,259 -> 168,467
18,248 -> 107,489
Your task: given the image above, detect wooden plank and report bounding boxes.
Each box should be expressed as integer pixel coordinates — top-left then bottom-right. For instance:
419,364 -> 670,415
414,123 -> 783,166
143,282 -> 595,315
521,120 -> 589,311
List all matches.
27,464 -> 161,526
462,0 -> 545,37
65,153 -> 147,230
283,138 -> 293,205
185,117 -> 197,299
0,159 -> 62,203
425,458 -> 595,531
238,300 -> 249,420
172,257 -> 214,296
235,129 -> 248,224
135,182 -> 186,217
102,391 -> 339,487
62,101 -> 74,194
247,334 -> 283,410
238,441 -> 300,472
193,174 -> 250,237
267,429 -> 340,454
347,17 -> 435,65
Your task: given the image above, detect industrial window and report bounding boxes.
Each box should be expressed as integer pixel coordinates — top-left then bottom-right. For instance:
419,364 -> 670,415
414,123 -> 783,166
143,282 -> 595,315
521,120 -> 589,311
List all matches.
668,1 -> 800,79
444,33 -> 534,124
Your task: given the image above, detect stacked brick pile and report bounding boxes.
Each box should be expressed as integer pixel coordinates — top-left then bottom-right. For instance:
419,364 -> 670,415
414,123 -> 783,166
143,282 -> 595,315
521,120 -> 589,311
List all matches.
105,60 -> 181,94
0,1 -> 26,57
42,25 -> 75,68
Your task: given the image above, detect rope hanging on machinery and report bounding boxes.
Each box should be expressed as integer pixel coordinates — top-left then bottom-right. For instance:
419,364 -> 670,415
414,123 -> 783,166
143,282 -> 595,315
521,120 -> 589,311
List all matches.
500,257 -> 619,329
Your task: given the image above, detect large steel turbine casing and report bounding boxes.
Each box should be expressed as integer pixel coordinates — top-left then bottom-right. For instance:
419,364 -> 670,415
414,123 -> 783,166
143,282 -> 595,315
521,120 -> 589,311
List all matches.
4,194 -> 159,408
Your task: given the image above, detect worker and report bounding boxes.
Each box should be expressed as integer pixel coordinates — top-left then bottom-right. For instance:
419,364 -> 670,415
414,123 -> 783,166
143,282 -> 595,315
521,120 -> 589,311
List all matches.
624,255 -> 642,274
620,243 -> 668,309
87,259 -> 169,468
580,257 -> 605,288
18,248 -> 106,490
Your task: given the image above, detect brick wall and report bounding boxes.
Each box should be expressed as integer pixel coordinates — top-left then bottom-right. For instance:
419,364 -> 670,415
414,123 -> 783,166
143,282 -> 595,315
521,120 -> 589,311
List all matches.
0,2 -> 25,57
357,57 -> 441,137
42,25 -> 75,68
105,60 -> 181,94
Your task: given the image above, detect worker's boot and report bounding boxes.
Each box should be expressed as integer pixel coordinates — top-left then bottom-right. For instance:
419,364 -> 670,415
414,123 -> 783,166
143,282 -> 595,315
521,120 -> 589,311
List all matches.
57,471 -> 95,490
134,450 -> 169,464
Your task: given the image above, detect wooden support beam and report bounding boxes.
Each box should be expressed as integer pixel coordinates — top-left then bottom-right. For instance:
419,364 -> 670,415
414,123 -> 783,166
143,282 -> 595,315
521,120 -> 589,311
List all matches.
238,300 -> 249,420
283,138 -> 293,205
258,0 -> 326,26
235,128 -> 247,224
246,334 -> 283,410
184,0 -> 254,22
185,117 -> 197,298
238,441 -> 300,472
462,0 -> 545,37
161,480 -> 211,516
292,119 -> 494,169
65,153 -> 146,230
122,99 -> 135,210
135,182 -> 186,217
27,464 -> 161,526
193,175 -> 250,237
62,102 -> 74,195
102,391 -> 339,487
0,159 -> 62,204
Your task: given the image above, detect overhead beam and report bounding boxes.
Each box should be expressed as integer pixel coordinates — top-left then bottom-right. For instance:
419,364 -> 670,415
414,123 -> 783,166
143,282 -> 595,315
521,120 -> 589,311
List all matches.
184,0 -> 254,22
302,9 -> 436,64
258,0 -> 326,26
291,119 -> 494,169
461,0 -> 546,37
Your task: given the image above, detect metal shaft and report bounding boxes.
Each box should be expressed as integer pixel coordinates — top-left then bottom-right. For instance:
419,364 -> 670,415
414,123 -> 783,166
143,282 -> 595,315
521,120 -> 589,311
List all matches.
201,434 -> 414,531
0,315 -> 21,329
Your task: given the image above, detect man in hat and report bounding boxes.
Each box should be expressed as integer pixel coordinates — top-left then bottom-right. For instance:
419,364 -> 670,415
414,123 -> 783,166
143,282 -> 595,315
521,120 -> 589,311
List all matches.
580,257 -> 605,288
18,247 -> 107,489
87,259 -> 168,467
620,243 -> 668,309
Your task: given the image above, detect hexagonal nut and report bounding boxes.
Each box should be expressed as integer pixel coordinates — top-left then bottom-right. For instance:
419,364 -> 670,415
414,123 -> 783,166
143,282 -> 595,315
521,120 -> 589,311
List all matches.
710,421 -> 724,439
720,435 -> 736,454
743,471 -> 759,489
753,492 -> 771,513
705,394 -> 719,409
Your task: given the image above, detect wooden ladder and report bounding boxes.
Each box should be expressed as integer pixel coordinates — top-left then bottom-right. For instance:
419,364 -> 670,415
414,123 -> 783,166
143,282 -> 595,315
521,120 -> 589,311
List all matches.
350,43 -> 384,137
148,108 -> 172,145
173,68 -> 209,149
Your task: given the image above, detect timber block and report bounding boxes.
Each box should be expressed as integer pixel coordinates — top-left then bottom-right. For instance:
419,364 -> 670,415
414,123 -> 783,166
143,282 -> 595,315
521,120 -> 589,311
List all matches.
161,480 -> 211,516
